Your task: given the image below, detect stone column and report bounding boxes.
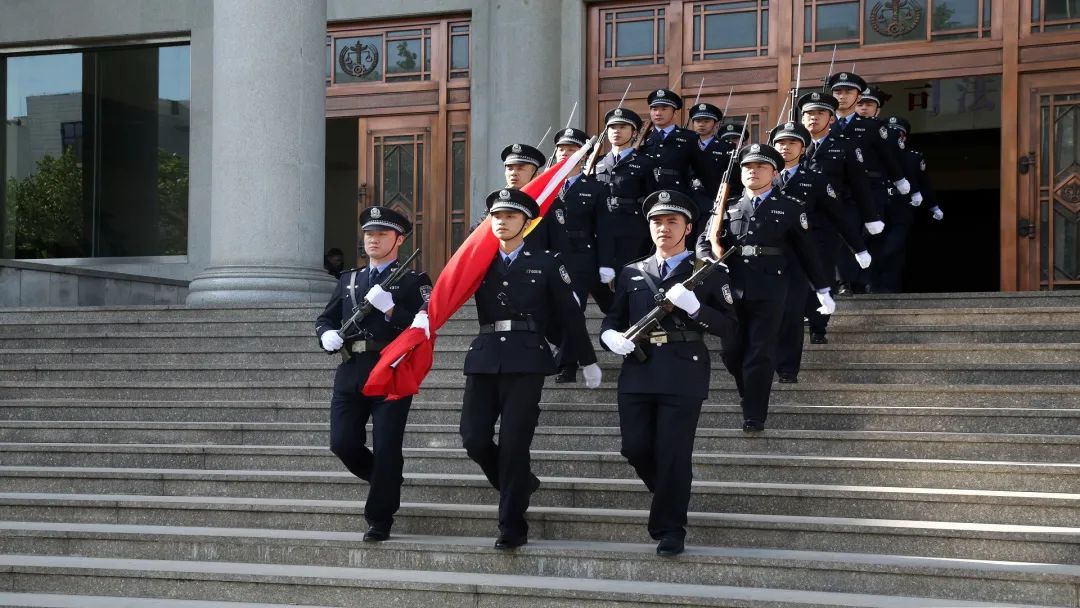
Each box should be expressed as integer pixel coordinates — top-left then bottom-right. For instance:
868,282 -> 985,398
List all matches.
187,0 -> 332,304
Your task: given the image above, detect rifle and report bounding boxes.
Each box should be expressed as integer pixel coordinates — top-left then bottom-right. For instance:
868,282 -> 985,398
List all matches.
585,83 -> 633,175
684,77 -> 705,128
338,248 -> 421,362
789,54 -> 802,122
621,247 -> 739,362
822,44 -> 837,92
706,112 -> 751,260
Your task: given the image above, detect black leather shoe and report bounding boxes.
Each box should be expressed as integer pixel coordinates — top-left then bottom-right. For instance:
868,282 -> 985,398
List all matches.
656,537 -> 685,556
742,420 -> 765,433
554,367 -> 577,384
363,526 -> 390,542
810,333 -> 828,345
836,283 -> 852,296
494,534 -> 528,550
777,373 -> 798,384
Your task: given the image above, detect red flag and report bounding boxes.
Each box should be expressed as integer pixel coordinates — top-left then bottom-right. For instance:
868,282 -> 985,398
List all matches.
363,141 -> 595,399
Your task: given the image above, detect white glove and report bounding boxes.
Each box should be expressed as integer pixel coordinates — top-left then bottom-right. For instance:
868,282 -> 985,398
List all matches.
864,221 -> 885,235
410,311 -> 430,339
599,267 -> 616,284
601,329 -> 636,356
854,250 -> 872,269
909,192 -> 923,207
894,178 -> 911,195
365,284 -> 394,313
664,283 -> 701,315
931,207 -> 944,221
582,363 -> 602,389
816,291 -> 836,316
320,330 -> 344,352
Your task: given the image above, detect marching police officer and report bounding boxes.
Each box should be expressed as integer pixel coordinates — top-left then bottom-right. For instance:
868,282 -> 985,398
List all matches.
696,144 -> 836,431
502,142 -> 546,190
687,102 -> 730,243
879,116 -> 943,292
639,88 -> 713,195
600,189 -> 738,556
315,206 -> 432,542
717,120 -> 749,157
543,127 -> 611,382
593,107 -> 659,292
768,121 -> 871,383
461,188 -> 603,549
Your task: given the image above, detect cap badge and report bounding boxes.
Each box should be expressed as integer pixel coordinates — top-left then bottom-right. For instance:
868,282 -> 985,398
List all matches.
370,207 -> 382,219
499,189 -> 510,200
839,73 -> 848,80
512,143 -> 522,153
785,122 -> 795,129
750,144 -> 761,153
889,117 -> 897,123
614,109 -> 623,117
658,191 -> 671,202
811,92 -> 821,100
564,128 -> 573,137
657,90 -> 666,97
699,104 -> 706,110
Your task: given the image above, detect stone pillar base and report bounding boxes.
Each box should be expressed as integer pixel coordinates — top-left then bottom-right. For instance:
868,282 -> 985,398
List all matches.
186,265 -> 334,305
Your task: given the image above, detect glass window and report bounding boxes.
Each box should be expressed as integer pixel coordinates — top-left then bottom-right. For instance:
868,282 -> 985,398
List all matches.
2,43 -> 190,259
689,1 -> 769,61
601,6 -> 665,68
805,0 -> 990,49
335,35 -> 383,83
1032,0 -> 1080,31
450,22 -> 470,79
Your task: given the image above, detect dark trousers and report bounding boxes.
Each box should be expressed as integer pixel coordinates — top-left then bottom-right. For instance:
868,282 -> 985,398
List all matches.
554,270 -> 597,370
776,259 -> 810,378
329,354 -> 412,530
460,373 -> 545,538
805,230 -> 841,336
837,188 -> 887,288
721,296 -> 786,423
872,201 -> 915,293
617,392 -> 703,541
590,275 -> 615,313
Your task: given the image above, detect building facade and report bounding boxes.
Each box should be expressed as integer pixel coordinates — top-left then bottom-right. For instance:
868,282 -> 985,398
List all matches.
1,0 -> 1078,302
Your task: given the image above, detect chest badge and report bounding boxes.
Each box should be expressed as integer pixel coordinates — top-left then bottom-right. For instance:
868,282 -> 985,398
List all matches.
826,183 -> 838,199
800,213 -> 809,230
559,265 -> 572,285
722,283 -> 733,304
855,148 -> 865,163
555,208 -> 566,224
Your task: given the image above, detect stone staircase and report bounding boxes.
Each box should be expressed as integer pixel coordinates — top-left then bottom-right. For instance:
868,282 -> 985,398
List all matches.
0,292 -> 1078,607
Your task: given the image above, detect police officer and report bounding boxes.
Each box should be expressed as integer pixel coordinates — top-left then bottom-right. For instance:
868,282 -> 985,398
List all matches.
593,107 -> 659,292
502,142 -> 546,190
696,144 -> 836,431
879,116 -> 943,292
639,88 -> 713,195
544,127 -> 611,382
828,73 -> 910,294
600,190 -> 738,556
315,206 -> 432,542
798,91 -> 879,341
769,121 -> 871,383
717,120 -> 749,157
461,188 -> 603,549
687,102 -> 729,244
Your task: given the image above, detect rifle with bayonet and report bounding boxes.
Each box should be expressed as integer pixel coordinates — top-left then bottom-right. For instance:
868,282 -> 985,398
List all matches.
706,112 -> 751,260
621,246 -> 739,362
338,248 -> 421,362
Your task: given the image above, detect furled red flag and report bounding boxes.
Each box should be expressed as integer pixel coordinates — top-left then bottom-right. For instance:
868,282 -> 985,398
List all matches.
362,139 -> 596,400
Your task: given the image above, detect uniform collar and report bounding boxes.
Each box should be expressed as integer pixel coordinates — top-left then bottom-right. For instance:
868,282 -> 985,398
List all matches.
654,249 -> 692,274
369,258 -> 396,274
698,135 -> 715,149
499,242 -> 525,264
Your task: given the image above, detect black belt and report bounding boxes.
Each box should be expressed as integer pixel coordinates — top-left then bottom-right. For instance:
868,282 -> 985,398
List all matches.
607,196 -> 639,207
646,330 -> 704,345
479,319 -> 539,333
866,171 -> 884,179
734,245 -> 783,257
346,340 -> 390,354
566,230 -> 592,239
655,168 -> 682,177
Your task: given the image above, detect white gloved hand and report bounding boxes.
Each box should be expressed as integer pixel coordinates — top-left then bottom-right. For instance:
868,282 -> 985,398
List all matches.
854,250 -> 872,269
909,192 -> 923,207
894,178 -> 911,195
931,207 -> 944,221
664,283 -> 701,315
816,291 -> 836,316
410,311 -> 430,339
320,330 -> 344,352
864,220 -> 885,235
601,329 -> 636,356
599,267 -> 616,284
582,363 -> 602,389
365,284 -> 394,313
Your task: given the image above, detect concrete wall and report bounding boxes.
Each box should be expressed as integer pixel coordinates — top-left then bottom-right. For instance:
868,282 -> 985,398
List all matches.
0,259 -> 188,307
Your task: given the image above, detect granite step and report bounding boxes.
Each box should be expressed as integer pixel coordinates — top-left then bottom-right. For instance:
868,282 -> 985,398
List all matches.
3,342 -> 1080,365
0,592 -> 333,608
4,467 -> 1077,527
3,522 -> 1077,606
3,421 -> 1076,461
3,494 -> 1077,564
3,444 -> 1074,492
3,381 -> 1080,408
4,399 -> 1078,434
1,554 -> 1054,608
6,361 -> 1079,385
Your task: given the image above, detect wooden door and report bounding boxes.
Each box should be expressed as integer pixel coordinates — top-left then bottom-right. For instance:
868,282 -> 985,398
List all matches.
357,114 -> 438,272
1018,73 -> 1080,290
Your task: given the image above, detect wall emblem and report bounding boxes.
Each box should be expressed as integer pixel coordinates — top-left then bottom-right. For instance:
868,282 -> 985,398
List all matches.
338,41 -> 379,78
870,0 -> 923,38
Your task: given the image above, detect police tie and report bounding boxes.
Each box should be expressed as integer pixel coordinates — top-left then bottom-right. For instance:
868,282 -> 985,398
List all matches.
502,255 -> 512,273
807,141 -> 818,158
779,170 -> 790,189
559,179 -> 571,198
751,196 -> 763,210
659,260 -> 668,279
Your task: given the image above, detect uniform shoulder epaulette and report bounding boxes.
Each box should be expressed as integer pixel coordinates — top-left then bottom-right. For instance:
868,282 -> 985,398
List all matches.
625,253 -> 653,268
340,267 -> 361,274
